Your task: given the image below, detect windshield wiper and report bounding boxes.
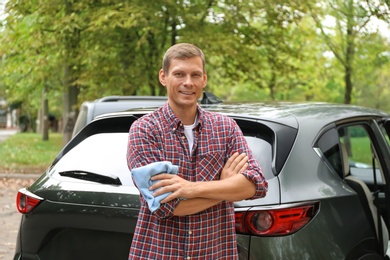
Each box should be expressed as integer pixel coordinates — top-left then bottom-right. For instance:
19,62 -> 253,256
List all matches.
59,170 -> 122,185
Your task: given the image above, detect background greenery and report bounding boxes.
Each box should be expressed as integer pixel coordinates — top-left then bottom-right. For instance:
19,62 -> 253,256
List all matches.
0,133 -> 63,173
0,0 -> 389,144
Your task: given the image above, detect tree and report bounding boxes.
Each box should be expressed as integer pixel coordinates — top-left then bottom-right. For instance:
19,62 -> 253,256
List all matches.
307,0 -> 380,104
0,0 -> 63,136
354,32 -> 390,110
1,0 -> 389,146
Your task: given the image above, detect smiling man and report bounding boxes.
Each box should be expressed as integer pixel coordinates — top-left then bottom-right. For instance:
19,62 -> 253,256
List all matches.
127,43 -> 268,259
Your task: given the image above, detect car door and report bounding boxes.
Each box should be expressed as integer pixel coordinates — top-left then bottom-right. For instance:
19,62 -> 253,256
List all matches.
337,119 -> 390,243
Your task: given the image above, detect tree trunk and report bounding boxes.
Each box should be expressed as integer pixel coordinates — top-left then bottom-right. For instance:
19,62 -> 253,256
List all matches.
344,0 -> 355,105
62,79 -> 79,145
268,70 -> 276,101
62,0 -> 80,145
42,83 -> 49,141
344,65 -> 353,104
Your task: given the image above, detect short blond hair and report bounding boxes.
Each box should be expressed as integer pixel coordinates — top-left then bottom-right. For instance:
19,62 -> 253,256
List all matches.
162,43 -> 206,74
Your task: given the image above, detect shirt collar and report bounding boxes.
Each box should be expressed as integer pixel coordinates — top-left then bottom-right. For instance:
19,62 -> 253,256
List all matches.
162,102 -> 204,132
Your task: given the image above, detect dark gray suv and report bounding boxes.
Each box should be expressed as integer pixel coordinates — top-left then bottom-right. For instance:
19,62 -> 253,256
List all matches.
15,102 -> 390,259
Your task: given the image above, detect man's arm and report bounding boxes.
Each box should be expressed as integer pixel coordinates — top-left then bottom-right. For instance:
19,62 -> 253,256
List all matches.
171,173 -> 255,216
173,198 -> 222,216
150,152 -> 254,216
151,171 -> 255,203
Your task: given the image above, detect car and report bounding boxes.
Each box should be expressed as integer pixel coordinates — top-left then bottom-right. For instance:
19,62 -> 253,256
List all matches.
71,92 -> 221,137
14,101 -> 390,259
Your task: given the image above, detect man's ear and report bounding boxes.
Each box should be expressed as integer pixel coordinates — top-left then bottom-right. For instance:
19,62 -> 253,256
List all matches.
202,73 -> 208,88
159,69 -> 167,86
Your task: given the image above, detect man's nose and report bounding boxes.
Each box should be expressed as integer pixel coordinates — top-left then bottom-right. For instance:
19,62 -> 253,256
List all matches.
183,75 -> 193,86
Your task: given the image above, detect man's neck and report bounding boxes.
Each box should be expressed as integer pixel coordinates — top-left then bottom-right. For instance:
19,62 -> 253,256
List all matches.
169,103 -> 198,125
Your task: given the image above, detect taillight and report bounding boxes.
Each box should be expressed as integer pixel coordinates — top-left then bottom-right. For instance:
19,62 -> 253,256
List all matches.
16,188 -> 43,214
235,203 -> 318,236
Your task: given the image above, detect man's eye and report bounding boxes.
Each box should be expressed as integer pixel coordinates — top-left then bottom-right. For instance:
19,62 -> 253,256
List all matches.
192,74 -> 201,78
174,73 -> 184,77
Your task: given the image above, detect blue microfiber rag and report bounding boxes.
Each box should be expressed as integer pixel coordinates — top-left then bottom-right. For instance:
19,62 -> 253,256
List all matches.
131,161 -> 179,213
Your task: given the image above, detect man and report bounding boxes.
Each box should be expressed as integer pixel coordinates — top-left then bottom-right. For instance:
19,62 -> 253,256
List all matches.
127,43 -> 268,259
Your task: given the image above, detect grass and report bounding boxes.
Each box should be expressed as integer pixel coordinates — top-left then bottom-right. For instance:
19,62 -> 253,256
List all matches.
341,136 -> 374,165
0,132 -> 64,174
350,137 -> 372,164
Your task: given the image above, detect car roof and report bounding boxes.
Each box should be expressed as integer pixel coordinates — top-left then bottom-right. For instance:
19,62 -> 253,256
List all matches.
83,96 -> 168,119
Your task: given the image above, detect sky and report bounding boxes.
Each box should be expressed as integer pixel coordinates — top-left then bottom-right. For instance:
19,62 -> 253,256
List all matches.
0,0 -> 6,21
323,14 -> 390,40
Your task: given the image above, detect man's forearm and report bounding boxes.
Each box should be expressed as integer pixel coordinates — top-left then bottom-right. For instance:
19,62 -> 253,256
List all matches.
173,198 -> 222,216
172,174 -> 255,216
192,174 -> 256,202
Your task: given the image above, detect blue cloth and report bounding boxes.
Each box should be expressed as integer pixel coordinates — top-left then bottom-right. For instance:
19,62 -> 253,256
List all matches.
131,161 -> 179,213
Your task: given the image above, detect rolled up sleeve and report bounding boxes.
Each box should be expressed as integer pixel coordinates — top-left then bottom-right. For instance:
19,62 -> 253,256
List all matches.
229,120 -> 268,200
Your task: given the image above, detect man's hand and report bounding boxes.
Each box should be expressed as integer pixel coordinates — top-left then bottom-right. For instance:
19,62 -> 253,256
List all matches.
150,174 -> 194,203
220,152 -> 248,180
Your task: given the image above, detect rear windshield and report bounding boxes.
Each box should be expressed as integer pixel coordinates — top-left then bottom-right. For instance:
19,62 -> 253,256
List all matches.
52,132 -> 275,185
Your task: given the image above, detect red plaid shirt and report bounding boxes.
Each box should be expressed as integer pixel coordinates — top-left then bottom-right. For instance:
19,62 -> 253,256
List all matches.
127,103 -> 267,259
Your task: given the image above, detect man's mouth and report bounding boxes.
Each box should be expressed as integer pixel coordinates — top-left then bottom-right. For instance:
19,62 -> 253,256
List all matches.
179,91 -> 195,95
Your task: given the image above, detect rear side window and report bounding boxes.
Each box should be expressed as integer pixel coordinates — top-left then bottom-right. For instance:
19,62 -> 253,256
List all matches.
245,136 -> 273,180
236,118 -> 297,178
316,128 -> 343,177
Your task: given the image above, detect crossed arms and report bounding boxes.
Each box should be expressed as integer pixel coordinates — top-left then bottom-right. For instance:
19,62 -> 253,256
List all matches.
127,116 -> 267,218
150,152 -> 255,216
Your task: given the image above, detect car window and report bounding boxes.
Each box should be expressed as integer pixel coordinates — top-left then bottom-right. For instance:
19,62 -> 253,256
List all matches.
338,125 -> 384,184
380,124 -> 390,147
72,105 -> 88,136
316,128 -> 343,177
245,136 -> 273,180
316,124 -> 384,185
52,133 -> 134,186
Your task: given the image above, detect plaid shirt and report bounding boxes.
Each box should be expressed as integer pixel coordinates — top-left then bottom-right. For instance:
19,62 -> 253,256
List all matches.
127,103 -> 267,259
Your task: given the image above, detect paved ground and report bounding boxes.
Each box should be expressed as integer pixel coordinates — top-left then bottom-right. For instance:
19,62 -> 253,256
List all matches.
0,175 -> 39,260
0,129 -> 18,142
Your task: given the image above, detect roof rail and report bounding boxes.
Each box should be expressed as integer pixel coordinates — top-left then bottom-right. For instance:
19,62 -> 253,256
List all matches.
98,92 -> 222,104
98,96 -> 168,102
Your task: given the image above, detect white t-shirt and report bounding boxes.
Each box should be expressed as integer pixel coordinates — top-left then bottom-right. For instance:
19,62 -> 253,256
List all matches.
183,114 -> 198,153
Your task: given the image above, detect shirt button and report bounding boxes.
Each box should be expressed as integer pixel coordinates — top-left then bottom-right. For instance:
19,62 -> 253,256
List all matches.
188,231 -> 192,235
187,257 -> 191,260
181,136 -> 186,140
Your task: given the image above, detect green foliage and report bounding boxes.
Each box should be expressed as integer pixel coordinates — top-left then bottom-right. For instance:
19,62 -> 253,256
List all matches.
0,132 -> 63,173
354,32 -> 390,111
0,0 -> 390,120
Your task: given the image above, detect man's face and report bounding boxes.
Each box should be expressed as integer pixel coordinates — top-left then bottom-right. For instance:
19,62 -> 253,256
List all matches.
159,56 -> 207,109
